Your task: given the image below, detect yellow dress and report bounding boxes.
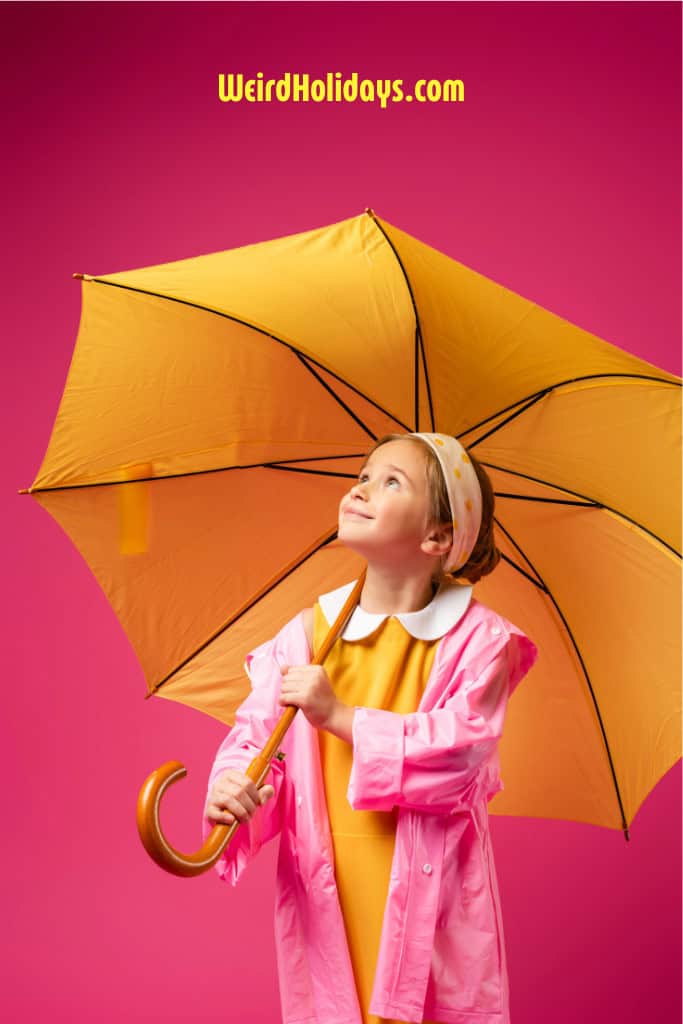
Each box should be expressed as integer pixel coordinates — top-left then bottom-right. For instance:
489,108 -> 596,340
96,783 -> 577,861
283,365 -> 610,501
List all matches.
313,602 -> 444,1024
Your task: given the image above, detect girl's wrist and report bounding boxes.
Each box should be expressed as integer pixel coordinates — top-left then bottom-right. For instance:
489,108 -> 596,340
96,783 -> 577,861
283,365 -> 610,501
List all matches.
325,700 -> 355,744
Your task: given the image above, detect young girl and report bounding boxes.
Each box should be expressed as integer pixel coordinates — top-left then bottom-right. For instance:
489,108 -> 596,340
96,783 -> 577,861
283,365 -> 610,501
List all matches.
204,432 -> 537,1024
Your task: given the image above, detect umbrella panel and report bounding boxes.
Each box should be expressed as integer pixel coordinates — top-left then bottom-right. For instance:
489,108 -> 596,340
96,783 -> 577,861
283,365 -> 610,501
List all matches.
484,477 -> 681,829
473,379 -> 681,554
95,214 -> 420,429
380,217 -> 680,435
32,284 -> 404,492
33,467 -> 354,692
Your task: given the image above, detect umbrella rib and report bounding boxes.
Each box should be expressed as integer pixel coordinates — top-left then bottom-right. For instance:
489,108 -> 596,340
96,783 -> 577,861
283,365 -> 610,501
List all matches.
149,527 -> 339,694
293,352 -> 377,440
463,389 -> 552,447
414,327 -> 419,430
497,493 -> 598,507
493,514 -> 547,588
269,465 -> 358,480
459,373 -> 681,446
484,461 -> 680,559
498,551 -> 548,591
366,212 -> 435,431
26,453 -> 370,494
418,327 -> 436,431
494,515 -> 632,840
85,277 -> 412,433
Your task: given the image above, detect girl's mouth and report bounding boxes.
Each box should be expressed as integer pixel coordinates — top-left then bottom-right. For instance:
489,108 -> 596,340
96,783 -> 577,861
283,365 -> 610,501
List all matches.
343,507 -> 372,520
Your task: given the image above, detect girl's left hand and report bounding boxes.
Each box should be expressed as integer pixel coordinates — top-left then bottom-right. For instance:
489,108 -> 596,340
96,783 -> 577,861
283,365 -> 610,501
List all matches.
279,664 -> 339,731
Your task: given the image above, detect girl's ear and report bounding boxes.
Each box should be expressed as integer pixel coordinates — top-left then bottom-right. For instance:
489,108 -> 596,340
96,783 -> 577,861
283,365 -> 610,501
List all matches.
421,522 -> 452,558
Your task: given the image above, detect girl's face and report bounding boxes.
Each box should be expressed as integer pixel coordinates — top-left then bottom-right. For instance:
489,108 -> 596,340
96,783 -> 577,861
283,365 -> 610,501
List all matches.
338,439 -> 440,565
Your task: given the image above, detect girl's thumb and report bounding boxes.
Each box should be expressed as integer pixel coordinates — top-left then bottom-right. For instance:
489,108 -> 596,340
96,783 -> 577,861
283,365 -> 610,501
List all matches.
260,785 -> 275,804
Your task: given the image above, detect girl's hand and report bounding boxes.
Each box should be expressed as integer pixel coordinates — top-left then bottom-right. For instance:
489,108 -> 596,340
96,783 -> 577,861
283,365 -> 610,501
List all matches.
279,664 -> 339,731
205,769 -> 275,825
279,664 -> 356,742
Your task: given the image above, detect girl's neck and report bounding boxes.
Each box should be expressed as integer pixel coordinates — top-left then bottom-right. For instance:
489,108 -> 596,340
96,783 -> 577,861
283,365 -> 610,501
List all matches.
358,564 -> 439,615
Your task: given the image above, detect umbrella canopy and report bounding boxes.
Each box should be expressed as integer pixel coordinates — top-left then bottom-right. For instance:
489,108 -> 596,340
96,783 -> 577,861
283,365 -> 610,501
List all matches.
27,210 -> 681,836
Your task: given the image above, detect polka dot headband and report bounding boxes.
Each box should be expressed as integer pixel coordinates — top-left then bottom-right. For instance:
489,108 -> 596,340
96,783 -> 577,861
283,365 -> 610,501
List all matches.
410,433 -> 483,574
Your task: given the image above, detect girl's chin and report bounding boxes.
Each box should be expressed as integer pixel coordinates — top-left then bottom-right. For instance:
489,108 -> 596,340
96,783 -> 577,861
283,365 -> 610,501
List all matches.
337,529 -> 373,556
337,534 -> 396,565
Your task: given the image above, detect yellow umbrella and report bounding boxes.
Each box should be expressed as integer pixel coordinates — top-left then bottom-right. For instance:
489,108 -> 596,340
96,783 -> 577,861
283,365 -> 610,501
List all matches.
25,209 -> 681,841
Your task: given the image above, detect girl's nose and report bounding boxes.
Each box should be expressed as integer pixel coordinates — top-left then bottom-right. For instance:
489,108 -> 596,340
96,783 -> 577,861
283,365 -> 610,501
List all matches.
350,480 -> 368,500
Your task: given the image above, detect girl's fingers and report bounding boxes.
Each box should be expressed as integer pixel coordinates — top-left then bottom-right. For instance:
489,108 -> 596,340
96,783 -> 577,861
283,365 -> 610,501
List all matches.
207,770 -> 275,822
279,683 -> 301,706
205,803 -> 235,824
211,786 -> 258,819
227,792 -> 259,820
214,774 -> 261,803
206,786 -> 273,823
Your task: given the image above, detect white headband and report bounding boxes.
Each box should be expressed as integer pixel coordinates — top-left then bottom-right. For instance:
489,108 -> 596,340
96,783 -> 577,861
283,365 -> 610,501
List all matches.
410,433 -> 483,574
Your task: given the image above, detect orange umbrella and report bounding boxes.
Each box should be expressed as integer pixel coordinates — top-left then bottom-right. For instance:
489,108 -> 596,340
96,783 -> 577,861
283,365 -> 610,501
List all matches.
24,210 -> 681,844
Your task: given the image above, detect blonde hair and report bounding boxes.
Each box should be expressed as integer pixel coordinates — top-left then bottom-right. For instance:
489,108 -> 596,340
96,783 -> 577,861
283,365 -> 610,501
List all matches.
362,433 -> 500,584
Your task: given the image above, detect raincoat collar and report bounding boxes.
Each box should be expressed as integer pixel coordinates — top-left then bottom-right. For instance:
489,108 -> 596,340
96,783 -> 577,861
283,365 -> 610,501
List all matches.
319,579 -> 473,641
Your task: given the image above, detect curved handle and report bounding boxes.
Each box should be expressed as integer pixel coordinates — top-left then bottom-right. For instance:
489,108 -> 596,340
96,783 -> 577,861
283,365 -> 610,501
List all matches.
137,568 -> 366,878
136,744 -> 281,877
136,760 -> 232,877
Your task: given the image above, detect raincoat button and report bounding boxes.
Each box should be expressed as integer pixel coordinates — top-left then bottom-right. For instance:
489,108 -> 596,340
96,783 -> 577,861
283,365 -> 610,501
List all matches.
296,795 -> 303,807
491,625 -> 501,636
422,863 -> 433,875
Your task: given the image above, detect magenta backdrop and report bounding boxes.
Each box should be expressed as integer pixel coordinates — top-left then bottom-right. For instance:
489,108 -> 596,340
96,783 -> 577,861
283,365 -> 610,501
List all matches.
3,3 -> 681,1022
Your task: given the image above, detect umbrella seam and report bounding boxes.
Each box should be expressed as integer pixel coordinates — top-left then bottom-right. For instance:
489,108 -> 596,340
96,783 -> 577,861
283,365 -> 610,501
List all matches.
293,352 -> 377,441
25,453 -> 369,494
485,462 -> 680,559
461,373 -> 681,444
81,276 -> 413,433
147,527 -> 339,695
494,516 -> 631,839
364,211 -> 435,431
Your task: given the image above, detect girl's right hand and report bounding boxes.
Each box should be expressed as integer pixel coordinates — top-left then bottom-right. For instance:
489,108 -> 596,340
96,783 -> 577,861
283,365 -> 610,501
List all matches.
205,769 -> 275,825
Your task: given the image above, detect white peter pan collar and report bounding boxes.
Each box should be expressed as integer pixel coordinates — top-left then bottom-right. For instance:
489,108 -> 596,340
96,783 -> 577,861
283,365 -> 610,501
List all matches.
318,580 -> 473,641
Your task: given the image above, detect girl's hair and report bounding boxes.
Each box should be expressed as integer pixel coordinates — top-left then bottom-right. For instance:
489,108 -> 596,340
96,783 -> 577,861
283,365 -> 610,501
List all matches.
363,434 -> 500,584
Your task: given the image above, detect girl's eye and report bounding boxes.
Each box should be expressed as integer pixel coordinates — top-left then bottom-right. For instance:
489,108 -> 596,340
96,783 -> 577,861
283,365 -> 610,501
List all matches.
386,477 -> 400,488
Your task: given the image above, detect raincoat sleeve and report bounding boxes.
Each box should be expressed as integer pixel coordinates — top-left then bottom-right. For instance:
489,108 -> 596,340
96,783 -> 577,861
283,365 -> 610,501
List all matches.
203,636 -> 288,885
347,623 -> 537,815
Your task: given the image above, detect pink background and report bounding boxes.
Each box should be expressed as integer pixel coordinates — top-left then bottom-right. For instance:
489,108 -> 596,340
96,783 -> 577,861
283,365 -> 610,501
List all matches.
3,2 -> 681,1022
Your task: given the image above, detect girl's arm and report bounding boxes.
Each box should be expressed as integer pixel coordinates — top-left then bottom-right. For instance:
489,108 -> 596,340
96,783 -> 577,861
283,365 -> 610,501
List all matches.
347,626 -> 537,815
202,636 -> 288,885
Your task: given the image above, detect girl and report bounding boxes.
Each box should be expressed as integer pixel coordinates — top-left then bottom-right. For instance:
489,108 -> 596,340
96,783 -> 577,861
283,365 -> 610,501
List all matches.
204,433 -> 538,1024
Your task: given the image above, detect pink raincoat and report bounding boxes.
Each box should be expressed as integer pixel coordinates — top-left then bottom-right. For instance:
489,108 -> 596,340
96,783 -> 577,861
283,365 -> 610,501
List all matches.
204,592 -> 538,1024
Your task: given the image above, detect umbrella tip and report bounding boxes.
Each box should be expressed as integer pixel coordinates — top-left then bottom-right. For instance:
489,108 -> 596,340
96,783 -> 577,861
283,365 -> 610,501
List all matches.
73,273 -> 95,281
364,207 -> 376,218
17,488 -> 30,495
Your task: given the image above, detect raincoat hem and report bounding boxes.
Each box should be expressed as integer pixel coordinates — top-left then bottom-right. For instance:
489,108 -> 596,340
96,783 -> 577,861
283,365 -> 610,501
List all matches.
283,1017 -> 359,1024
371,1003 -> 506,1024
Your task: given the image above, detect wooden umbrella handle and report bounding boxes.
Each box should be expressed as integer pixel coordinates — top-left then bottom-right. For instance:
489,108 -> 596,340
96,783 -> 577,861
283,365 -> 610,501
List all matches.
136,569 -> 366,877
